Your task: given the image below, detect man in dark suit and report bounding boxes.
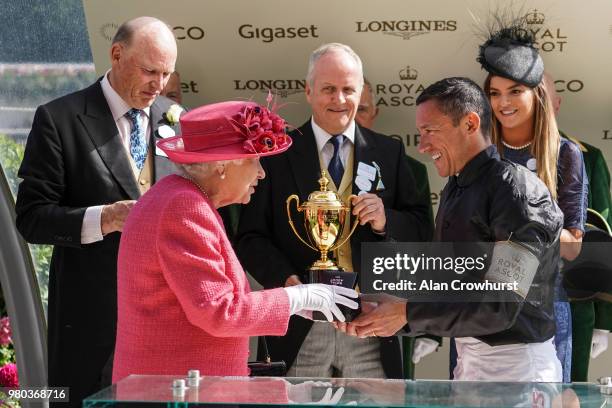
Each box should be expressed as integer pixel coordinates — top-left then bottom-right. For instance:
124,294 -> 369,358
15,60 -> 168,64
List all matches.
236,43 -> 432,378
15,17 -> 179,406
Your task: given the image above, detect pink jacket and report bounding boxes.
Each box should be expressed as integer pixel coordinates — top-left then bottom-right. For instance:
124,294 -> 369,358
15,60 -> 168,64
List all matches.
112,175 -> 290,382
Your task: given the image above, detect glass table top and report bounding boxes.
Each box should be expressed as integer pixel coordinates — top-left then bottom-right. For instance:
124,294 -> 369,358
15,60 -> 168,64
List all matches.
84,375 -> 611,407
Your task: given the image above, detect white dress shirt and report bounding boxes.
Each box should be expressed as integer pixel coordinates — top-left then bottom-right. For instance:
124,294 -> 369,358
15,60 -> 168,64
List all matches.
80,71 -> 151,244
311,117 -> 355,170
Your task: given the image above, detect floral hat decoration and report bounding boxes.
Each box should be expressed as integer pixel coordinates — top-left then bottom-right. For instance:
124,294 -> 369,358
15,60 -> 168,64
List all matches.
477,14 -> 544,88
157,94 -> 292,163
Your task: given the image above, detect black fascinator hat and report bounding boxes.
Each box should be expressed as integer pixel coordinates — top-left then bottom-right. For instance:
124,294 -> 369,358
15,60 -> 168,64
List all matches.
477,22 -> 544,88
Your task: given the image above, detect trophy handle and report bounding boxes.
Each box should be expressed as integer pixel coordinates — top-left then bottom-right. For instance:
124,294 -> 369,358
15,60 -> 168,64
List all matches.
329,194 -> 360,252
286,194 -> 318,252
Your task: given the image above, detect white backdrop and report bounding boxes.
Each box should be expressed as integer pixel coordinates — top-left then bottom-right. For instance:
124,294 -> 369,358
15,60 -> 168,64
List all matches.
82,0 -> 612,380
83,0 -> 612,211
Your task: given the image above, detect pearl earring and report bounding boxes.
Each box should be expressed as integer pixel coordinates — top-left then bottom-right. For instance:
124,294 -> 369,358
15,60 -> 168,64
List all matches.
220,173 -> 226,180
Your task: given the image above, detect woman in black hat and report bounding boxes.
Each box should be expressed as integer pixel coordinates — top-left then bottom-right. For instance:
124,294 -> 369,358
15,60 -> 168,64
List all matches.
478,23 -> 588,382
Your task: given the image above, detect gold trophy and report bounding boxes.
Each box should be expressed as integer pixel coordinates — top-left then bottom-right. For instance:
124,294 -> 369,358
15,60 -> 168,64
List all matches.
286,169 -> 359,271
286,170 -> 361,320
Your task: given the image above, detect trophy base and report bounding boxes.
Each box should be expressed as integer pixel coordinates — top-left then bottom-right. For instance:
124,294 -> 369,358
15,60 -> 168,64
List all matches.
308,269 -> 361,322
310,260 -> 341,270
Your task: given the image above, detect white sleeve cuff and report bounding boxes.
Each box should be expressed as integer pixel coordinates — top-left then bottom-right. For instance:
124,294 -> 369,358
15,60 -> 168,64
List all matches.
284,286 -> 308,315
81,205 -> 104,244
372,228 -> 386,236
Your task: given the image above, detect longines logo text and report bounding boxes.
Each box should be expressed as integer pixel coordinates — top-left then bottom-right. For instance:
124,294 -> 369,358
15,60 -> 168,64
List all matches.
238,24 -> 319,43
374,65 -> 426,107
356,19 -> 457,40
234,79 -> 306,98
521,9 -> 567,52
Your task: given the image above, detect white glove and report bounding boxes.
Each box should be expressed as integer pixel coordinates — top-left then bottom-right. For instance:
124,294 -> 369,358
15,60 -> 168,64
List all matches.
286,380 -> 345,405
412,337 -> 439,364
591,329 -> 609,359
313,386 -> 345,405
284,284 -> 358,322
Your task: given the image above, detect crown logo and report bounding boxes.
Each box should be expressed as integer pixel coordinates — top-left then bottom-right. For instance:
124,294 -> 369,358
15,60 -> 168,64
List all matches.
399,65 -> 418,80
260,88 -> 302,98
384,31 -> 428,40
525,9 -> 545,25
100,22 -> 118,42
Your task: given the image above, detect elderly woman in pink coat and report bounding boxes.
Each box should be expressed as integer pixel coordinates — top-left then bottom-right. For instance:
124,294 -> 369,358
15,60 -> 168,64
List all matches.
112,101 -> 357,381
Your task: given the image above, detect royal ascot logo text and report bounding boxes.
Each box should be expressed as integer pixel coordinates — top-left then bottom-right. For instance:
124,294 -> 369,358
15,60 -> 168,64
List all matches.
377,65 -> 425,152
238,24 -> 319,43
552,78 -> 584,94
99,23 -> 205,41
374,65 -> 426,108
522,9 -> 567,53
174,26 -> 205,40
355,19 -> 457,40
234,79 -> 306,98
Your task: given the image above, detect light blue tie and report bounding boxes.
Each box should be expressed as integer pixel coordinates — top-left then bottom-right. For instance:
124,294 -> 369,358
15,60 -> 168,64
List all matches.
125,108 -> 147,170
328,135 -> 345,188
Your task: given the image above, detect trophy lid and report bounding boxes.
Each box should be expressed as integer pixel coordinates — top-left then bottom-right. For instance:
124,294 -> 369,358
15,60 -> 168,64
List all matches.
302,170 -> 346,209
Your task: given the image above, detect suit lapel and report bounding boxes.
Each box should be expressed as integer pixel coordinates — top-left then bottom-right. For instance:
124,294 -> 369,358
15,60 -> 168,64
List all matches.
149,99 -> 165,183
352,125 -> 377,195
149,100 -> 164,135
78,82 -> 141,200
150,98 -> 181,183
287,121 -> 322,198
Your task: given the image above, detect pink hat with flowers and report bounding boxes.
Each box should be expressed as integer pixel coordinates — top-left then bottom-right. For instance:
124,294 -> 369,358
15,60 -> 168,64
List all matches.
157,100 -> 292,163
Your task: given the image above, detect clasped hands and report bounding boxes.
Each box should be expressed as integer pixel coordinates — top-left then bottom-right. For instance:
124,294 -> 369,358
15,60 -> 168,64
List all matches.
286,276 -> 405,337
334,298 -> 408,338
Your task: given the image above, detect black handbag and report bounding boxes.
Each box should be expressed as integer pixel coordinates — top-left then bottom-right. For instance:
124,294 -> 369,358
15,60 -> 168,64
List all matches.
247,337 -> 287,376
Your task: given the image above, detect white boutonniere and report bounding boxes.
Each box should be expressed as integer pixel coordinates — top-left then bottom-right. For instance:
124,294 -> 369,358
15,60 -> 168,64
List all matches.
356,162 -> 376,195
164,104 -> 184,126
355,161 -> 385,195
156,104 -> 183,158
